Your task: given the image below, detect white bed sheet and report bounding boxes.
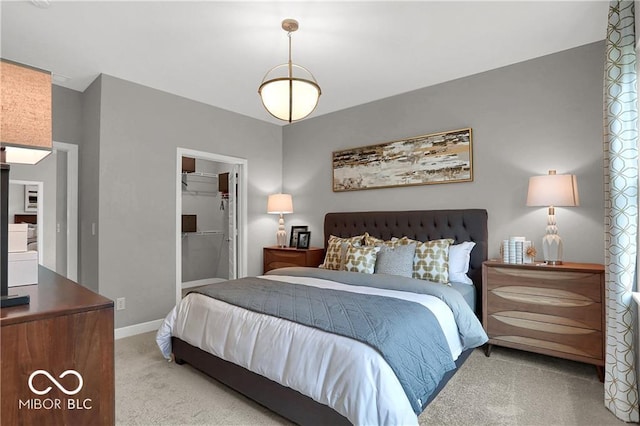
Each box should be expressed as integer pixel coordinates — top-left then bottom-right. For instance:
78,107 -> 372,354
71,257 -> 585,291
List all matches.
157,274 -> 464,426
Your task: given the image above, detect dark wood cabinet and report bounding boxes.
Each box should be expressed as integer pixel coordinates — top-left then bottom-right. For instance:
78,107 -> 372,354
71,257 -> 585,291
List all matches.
263,246 -> 325,273
482,260 -> 605,378
1,267 -> 114,425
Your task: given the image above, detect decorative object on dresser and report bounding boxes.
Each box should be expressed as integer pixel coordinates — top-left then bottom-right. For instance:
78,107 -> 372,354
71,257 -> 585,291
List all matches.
289,225 -> 308,248
263,246 -> 324,273
266,193 -> 293,248
258,19 -> 321,123
296,231 -> 311,249
482,260 -> 605,380
1,266 -> 114,424
526,170 -> 579,265
1,59 -> 53,308
332,128 -> 472,192
500,236 -> 535,264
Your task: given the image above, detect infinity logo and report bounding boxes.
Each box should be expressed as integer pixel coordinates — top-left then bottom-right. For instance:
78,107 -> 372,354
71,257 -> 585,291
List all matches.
28,370 -> 84,396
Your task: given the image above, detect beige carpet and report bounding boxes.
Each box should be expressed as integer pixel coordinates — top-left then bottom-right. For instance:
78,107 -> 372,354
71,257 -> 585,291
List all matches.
116,332 -> 624,425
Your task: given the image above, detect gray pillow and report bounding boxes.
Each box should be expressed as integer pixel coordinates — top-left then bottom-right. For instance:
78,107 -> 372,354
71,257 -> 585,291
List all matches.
374,243 -> 416,278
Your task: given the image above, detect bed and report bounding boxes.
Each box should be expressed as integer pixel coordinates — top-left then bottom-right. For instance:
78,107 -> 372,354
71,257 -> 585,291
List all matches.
157,209 -> 488,425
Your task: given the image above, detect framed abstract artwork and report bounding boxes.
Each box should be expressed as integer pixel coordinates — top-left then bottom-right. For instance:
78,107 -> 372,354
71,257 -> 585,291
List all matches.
332,128 -> 473,192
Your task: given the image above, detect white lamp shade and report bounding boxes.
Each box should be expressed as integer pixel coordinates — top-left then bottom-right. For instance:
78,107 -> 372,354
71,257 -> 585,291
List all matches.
526,173 -> 579,207
2,144 -> 51,164
267,193 -> 293,214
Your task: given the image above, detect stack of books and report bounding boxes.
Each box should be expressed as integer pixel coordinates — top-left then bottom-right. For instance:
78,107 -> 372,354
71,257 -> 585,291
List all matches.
502,237 -> 533,264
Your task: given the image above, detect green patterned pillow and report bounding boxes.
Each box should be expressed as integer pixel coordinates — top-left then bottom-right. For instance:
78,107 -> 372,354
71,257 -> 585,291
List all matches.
342,244 -> 381,274
320,235 -> 364,270
401,238 -> 454,284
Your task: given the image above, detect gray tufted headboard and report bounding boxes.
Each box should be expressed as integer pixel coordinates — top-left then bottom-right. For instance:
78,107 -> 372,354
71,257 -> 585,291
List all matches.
324,209 -> 488,312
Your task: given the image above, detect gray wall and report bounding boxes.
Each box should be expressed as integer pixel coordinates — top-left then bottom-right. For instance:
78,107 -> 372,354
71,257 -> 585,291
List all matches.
97,75 -> 282,328
53,85 -> 84,144
282,42 -> 605,264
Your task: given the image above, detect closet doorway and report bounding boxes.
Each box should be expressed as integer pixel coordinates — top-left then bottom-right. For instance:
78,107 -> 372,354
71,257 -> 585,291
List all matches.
175,148 -> 247,304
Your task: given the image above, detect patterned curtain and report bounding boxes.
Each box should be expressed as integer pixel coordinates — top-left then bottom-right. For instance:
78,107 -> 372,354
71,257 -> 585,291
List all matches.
604,1 -> 640,422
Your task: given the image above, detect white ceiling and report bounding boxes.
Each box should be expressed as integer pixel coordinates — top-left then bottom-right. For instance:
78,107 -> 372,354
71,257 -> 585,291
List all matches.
1,1 -> 608,125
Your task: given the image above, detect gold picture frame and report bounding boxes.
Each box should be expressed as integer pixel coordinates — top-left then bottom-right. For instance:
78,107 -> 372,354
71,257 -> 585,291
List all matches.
332,128 -> 473,192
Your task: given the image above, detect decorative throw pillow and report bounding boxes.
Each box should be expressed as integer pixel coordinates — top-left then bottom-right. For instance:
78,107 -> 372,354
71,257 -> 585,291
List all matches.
449,241 -> 476,285
364,233 -> 400,247
374,243 -> 416,278
342,244 -> 381,274
401,238 -> 454,284
320,235 -> 364,270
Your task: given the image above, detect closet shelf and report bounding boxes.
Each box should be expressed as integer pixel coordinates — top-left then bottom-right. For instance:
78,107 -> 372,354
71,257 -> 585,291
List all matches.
182,230 -> 225,237
182,189 -> 219,196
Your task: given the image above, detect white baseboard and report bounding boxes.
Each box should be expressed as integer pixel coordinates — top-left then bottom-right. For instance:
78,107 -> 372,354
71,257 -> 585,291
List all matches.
182,277 -> 227,289
115,319 -> 163,340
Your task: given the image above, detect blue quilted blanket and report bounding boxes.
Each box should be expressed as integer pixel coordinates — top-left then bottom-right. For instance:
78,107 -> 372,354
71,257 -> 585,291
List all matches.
193,277 -> 456,413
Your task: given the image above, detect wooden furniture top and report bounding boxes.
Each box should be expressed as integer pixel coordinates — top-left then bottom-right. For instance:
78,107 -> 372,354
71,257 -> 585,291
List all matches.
1,266 -> 114,326
483,260 -> 604,273
264,246 -> 324,251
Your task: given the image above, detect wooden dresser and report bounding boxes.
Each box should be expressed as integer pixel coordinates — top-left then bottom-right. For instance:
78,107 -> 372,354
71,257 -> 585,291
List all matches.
1,266 -> 114,425
482,260 -> 604,379
263,246 -> 325,273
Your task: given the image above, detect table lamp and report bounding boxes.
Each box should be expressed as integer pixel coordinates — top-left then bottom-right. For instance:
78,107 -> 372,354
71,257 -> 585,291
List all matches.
267,194 -> 293,247
1,59 -> 53,307
526,170 -> 579,265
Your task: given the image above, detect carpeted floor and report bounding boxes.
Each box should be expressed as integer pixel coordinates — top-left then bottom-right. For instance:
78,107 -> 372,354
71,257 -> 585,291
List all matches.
116,332 -> 624,425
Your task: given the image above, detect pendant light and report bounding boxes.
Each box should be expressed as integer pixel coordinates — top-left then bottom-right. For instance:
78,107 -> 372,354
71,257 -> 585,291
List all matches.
258,19 -> 321,123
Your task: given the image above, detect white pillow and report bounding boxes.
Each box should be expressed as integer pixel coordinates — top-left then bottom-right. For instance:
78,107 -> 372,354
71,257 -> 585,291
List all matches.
449,241 -> 476,285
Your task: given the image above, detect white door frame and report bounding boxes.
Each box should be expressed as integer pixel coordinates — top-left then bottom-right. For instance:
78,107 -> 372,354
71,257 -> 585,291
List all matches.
175,148 -> 248,305
54,141 -> 79,281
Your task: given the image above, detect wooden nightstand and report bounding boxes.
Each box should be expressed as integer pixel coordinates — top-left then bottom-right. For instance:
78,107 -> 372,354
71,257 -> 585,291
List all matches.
263,246 -> 325,273
482,260 -> 605,380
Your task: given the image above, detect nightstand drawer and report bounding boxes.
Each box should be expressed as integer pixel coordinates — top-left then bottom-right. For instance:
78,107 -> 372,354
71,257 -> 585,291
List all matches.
263,247 -> 325,273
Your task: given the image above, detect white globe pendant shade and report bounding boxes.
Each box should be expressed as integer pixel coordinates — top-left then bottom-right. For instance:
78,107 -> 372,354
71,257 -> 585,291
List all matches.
259,64 -> 321,122
258,19 -> 321,123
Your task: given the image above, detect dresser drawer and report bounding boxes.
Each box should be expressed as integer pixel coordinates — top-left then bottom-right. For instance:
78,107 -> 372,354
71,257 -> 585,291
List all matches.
486,266 -> 601,302
486,314 -> 603,360
486,286 -> 602,330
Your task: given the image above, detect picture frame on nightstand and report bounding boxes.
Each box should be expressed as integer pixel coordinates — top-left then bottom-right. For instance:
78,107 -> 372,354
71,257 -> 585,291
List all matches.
289,225 -> 308,247
296,231 -> 311,249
